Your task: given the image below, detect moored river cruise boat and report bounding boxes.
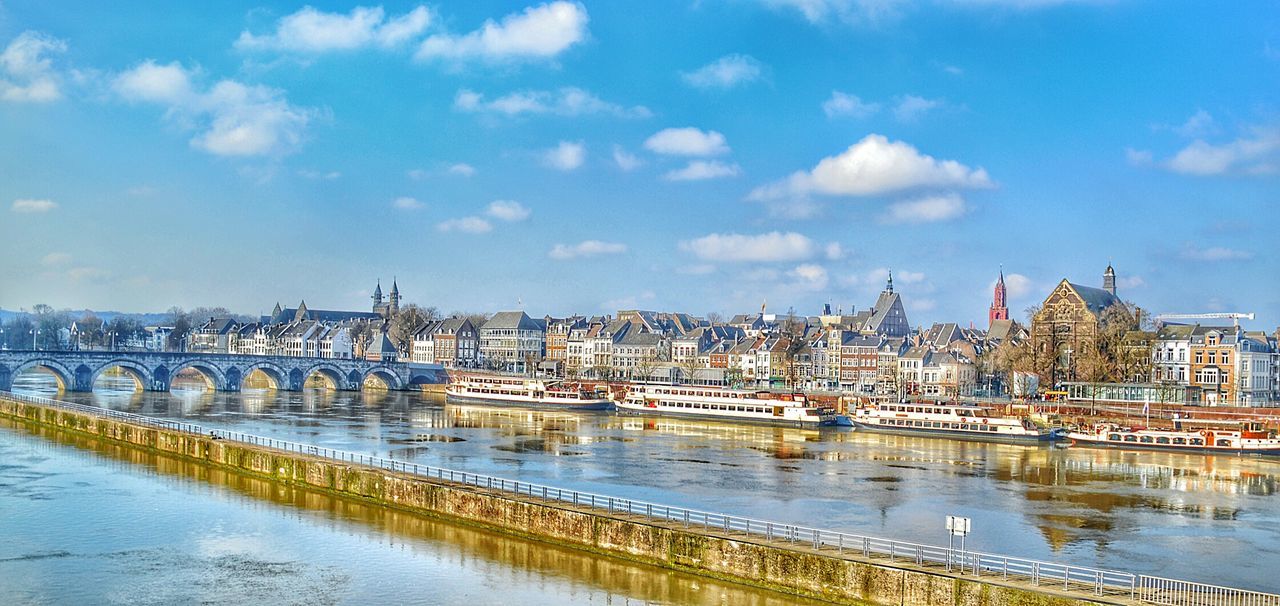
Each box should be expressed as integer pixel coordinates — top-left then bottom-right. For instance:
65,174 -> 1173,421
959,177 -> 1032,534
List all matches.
1067,422 -> 1280,456
445,373 -> 613,411
851,402 -> 1063,442
617,384 -> 840,426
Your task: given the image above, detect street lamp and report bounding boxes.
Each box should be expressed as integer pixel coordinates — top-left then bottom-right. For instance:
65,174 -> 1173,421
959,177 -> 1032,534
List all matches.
31,328 -> 40,351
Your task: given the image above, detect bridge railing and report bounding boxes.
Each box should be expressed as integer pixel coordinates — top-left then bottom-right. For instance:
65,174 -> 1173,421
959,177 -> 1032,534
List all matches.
3,389 -> 1277,606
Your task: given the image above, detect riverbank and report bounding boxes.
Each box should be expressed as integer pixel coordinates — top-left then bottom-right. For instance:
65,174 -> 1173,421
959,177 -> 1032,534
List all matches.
0,392 -> 1136,606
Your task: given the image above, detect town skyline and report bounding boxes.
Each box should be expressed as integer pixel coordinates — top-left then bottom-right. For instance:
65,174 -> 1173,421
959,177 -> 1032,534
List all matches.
1,2 -> 1277,326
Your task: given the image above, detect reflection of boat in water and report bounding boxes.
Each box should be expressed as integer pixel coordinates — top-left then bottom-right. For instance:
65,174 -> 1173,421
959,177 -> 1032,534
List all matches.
1067,422 -> 1280,456
617,384 -> 839,427
852,402 -> 1063,443
445,373 -> 613,411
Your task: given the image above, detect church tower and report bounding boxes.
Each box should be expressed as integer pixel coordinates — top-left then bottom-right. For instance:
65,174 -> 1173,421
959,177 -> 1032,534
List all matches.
1103,264 -> 1116,297
989,268 -> 1009,328
389,278 -> 401,315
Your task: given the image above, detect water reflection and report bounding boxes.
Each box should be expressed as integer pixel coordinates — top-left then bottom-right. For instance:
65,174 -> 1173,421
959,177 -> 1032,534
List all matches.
10,370 -> 1280,591
0,419 -> 825,606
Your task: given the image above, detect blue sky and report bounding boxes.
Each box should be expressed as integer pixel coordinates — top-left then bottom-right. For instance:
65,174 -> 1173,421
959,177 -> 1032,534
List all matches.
1,1 -> 1277,328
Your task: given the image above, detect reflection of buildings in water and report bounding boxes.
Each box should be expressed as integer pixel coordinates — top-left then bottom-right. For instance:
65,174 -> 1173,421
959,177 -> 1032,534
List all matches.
445,403 -> 584,434
18,420 -> 822,606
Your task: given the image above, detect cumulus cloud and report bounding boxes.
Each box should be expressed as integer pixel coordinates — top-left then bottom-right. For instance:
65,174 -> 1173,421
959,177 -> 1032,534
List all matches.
235,5 -> 432,52
113,60 -> 315,157
436,216 -> 493,234
416,1 -> 588,63
543,140 -> 585,171
680,231 -> 816,262
0,31 -> 67,103
892,94 -> 943,122
760,0 -> 908,26
858,267 -> 925,287
823,91 -> 879,119
41,252 -> 72,266
643,127 -> 729,156
1170,109 -> 1218,138
453,87 -> 649,118
11,198 -> 58,213
1125,147 -> 1153,167
486,200 -> 530,221
789,264 -> 829,290
1180,245 -> 1254,261
393,196 -> 424,210
681,54 -> 765,89
548,240 -> 627,260
1165,129 -> 1280,176
448,163 -> 476,176
612,145 -> 642,171
881,192 -> 967,224
663,160 -> 741,181
824,242 -> 844,260
748,134 -> 992,200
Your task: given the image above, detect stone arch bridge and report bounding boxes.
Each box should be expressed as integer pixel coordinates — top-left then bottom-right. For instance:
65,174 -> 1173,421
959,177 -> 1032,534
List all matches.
0,350 -> 445,393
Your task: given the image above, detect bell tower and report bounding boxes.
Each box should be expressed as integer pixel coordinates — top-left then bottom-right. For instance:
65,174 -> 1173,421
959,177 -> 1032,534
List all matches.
989,267 -> 1008,328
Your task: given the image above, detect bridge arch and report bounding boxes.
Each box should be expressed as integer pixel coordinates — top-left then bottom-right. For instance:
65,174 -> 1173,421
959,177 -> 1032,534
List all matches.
362,366 -> 404,391
91,359 -> 153,392
12,358 -> 76,392
168,360 -> 226,391
241,360 -> 291,391
304,362 -> 348,390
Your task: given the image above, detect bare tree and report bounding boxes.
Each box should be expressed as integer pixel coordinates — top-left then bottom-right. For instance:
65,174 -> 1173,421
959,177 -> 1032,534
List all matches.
706,311 -> 724,324
635,353 -> 658,383
679,354 -> 703,385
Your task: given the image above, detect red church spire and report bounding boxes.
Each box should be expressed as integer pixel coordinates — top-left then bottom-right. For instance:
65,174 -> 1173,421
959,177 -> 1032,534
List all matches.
989,267 -> 1008,327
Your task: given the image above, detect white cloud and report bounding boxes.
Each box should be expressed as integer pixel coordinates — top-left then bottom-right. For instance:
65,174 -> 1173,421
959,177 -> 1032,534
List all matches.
748,134 -> 992,200
1180,245 -> 1254,262
436,216 -> 493,234
1116,275 -> 1145,289
643,127 -> 729,156
860,267 -> 925,286
67,266 -> 112,282
11,198 -> 58,213
760,0 -> 908,26
789,264 -> 829,290
1125,147 -> 1153,166
677,263 -> 717,275
453,87 -> 650,118
681,54 -> 765,89
892,94 -> 943,122
236,6 -> 431,52
299,169 -> 341,179
0,31 -> 67,103
114,60 -> 315,157
823,91 -> 879,119
543,140 -> 585,171
416,1 -> 588,63
448,163 -> 476,177
680,231 -> 816,262
548,240 -> 627,260
486,200 -> 530,222
612,145 -> 642,171
663,160 -> 741,181
881,192 -> 967,224
393,196 -> 424,210
1172,109 -> 1217,138
41,252 -> 72,266
824,242 -> 844,260
990,272 -> 1032,299
1165,129 -> 1280,176
407,168 -> 428,180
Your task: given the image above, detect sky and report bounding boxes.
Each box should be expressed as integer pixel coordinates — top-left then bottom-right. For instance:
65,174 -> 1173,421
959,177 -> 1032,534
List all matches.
1,1 -> 1277,329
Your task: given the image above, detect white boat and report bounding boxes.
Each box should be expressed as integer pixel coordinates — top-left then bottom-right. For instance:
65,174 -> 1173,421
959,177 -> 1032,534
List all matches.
1067,422 -> 1280,455
445,373 -> 613,411
851,402 -> 1062,442
617,383 -> 839,427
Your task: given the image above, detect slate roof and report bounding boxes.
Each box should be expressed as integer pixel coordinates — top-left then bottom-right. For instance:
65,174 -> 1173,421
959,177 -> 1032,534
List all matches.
481,311 -> 543,332
1064,282 -> 1122,315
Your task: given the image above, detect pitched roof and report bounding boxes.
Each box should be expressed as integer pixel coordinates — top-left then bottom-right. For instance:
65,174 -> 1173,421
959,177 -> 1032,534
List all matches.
1064,282 -> 1122,314
481,311 -> 542,332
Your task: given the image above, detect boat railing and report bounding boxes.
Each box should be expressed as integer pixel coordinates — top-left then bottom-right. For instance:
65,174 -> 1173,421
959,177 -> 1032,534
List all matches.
2,389 -> 1277,606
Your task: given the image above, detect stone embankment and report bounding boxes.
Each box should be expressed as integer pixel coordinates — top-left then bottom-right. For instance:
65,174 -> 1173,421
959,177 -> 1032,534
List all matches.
0,395 -> 1123,606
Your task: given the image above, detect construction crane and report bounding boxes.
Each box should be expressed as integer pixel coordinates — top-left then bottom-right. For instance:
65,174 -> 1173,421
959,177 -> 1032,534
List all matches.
1155,312 -> 1255,327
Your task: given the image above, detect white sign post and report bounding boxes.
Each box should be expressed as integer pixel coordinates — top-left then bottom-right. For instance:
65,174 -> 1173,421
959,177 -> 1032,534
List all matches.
945,515 -> 971,572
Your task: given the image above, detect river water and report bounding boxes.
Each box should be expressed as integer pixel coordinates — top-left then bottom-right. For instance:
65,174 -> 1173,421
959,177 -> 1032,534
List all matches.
7,371 -> 1280,595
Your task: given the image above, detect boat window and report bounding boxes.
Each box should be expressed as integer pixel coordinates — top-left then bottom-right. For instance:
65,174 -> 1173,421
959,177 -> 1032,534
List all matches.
1123,435 -> 1138,442
1140,436 -> 1154,443
1190,438 -> 1204,446
1172,438 -> 1186,445
1108,434 -> 1122,441
1156,437 -> 1171,444
1216,439 -> 1231,447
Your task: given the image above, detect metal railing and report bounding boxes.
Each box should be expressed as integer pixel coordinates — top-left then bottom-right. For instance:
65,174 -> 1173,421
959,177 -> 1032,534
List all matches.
2,389 -> 1277,606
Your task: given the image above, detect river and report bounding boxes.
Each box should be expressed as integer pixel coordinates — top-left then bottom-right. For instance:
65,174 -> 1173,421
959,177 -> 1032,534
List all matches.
7,370 -> 1280,594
